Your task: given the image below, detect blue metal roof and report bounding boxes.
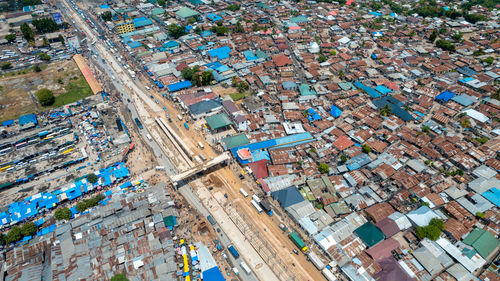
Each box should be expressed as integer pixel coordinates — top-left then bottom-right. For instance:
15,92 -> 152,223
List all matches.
243,50 -> 258,61
271,186 -> 305,208
208,46 -> 232,60
133,17 -> 153,28
457,66 -> 477,77
329,105 -> 342,118
375,85 -> 392,95
354,81 -> 380,98
482,188 -> 500,207
372,96 -> 413,122
451,95 -> 474,106
435,91 -> 455,102
188,99 -> 221,115
2,119 -> 14,126
206,13 -> 223,22
167,80 -> 192,92
127,41 -> 142,48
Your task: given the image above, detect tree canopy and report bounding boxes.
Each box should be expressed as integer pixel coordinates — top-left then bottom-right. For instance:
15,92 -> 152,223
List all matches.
21,222 -> 37,237
111,274 -> 129,281
37,88 -> 55,106
32,17 -> 59,34
54,207 -> 72,221
5,33 -> 16,43
168,23 -> 186,39
87,173 -> 98,184
20,23 -> 34,41
435,39 -> 455,52
415,218 -> 445,241
39,53 -> 51,61
101,11 -> 112,21
318,163 -> 330,174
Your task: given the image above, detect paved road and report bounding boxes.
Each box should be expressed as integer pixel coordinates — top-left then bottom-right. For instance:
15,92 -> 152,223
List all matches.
58,2 -> 260,280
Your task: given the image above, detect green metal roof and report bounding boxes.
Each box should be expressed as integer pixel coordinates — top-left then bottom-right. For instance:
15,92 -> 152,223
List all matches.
290,15 -> 308,23
223,134 -> 249,149
151,7 -> 164,16
175,7 -> 199,18
299,84 -> 316,96
463,228 -> 500,259
205,113 -> 232,130
163,215 -> 177,227
255,50 -> 268,59
354,222 -> 385,247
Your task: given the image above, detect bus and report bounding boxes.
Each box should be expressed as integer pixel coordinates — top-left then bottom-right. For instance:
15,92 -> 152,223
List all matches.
252,194 -> 261,203
240,262 -> 251,275
251,200 -> 263,213
239,188 -> 248,198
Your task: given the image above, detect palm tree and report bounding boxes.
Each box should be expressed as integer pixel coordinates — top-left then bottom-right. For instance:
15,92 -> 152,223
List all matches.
380,105 -> 391,117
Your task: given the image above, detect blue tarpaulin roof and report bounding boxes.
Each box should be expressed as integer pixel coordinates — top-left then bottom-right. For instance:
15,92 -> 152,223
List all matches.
202,267 -> 226,281
36,224 -> 56,236
435,91 -> 455,102
206,13 -> 223,22
329,105 -> 342,118
2,119 -> 14,126
120,181 -> 132,189
18,114 -> 37,125
163,40 -> 179,48
375,85 -> 392,95
307,108 -> 322,121
167,80 -> 192,92
208,46 -> 232,60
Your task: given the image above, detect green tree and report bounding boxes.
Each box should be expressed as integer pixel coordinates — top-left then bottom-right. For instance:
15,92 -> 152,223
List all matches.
415,218 -> 445,241
87,173 -> 98,184
409,30 -> 416,38
42,37 -> 49,47
429,29 -> 438,42
111,274 -> 129,281
21,222 -> 37,237
201,70 -> 213,85
483,57 -> 494,66
460,118 -> 471,128
464,13 -> 487,24
226,4 -> 240,11
379,104 -> 391,117
318,55 -> 327,63
37,88 -> 55,106
157,0 -> 165,7
214,25 -> 228,36
76,201 -> 88,213
340,155 -> 347,163
476,137 -> 488,144
436,39 -> 455,52
5,33 -> 16,43
187,17 -> 196,25
422,125 -> 430,133
1,62 -> 12,70
58,34 -> 65,45
362,144 -> 371,153
233,21 -> 244,33
452,31 -> 462,42
39,53 -> 51,61
6,226 -> 22,244
20,23 -> 34,41
194,26 -> 202,34
32,17 -> 59,34
476,212 -> 485,219
237,81 -> 249,93
54,207 -> 72,221
0,234 -> 5,246
318,163 -> 330,174
33,64 -> 41,72
168,23 -> 186,39
472,49 -> 484,57
101,11 -> 112,21
330,49 -> 336,56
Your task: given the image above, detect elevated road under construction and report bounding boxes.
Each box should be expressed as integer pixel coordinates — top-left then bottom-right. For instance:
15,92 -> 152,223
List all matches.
170,152 -> 230,184
155,117 -> 194,167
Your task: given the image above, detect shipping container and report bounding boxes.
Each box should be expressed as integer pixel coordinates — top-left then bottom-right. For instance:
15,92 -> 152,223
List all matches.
228,245 -> 239,259
289,232 -> 307,252
251,200 -> 263,213
240,261 -> 251,275
239,188 -> 249,198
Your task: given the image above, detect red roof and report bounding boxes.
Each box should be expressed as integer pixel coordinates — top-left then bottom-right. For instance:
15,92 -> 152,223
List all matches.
248,159 -> 269,179
365,238 -> 399,261
273,54 -> 292,67
333,135 -> 355,151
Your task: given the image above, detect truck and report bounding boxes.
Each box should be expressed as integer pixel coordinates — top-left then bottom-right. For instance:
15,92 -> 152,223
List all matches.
289,232 -> 307,253
228,245 -> 239,259
239,188 -> 249,198
184,122 -> 189,130
260,199 -> 273,216
240,261 -> 251,275
198,141 -> 204,150
134,117 -> 143,129
155,166 -> 165,171
232,267 -> 239,275
251,200 -> 263,213
252,194 -> 261,204
207,215 -> 216,225
127,69 -> 135,78
146,133 -> 152,141
279,223 -> 288,232
177,114 -> 182,121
